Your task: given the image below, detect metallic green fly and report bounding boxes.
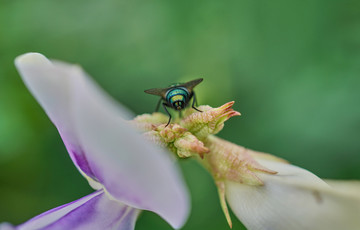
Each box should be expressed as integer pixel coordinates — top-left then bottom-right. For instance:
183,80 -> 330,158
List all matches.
144,78 -> 203,126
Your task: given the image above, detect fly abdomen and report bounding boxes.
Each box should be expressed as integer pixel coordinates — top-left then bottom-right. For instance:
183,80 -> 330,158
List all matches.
166,88 -> 189,110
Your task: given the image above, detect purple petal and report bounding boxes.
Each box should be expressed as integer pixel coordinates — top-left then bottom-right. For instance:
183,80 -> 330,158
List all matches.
14,54 -> 98,180
15,53 -> 190,229
17,190 -> 140,230
71,73 -> 190,228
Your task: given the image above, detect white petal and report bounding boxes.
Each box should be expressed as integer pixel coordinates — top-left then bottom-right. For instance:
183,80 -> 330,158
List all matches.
15,53 -> 190,229
226,159 -> 360,230
0,223 -> 15,230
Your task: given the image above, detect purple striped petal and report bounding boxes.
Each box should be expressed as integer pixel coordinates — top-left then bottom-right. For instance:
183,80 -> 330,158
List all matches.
15,53 -> 190,229
16,190 -> 139,230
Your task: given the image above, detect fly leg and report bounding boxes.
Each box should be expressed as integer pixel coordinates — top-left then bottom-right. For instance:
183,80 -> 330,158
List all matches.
155,98 -> 162,112
192,92 -> 202,112
162,103 -> 172,127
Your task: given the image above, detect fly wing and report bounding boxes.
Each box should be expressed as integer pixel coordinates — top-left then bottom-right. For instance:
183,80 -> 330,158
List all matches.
144,87 -> 169,98
179,78 -> 203,92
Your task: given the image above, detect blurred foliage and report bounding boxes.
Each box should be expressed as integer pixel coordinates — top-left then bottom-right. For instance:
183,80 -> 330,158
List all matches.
0,0 -> 359,229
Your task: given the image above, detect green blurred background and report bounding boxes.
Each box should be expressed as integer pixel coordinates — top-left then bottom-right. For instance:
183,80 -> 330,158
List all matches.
1,0 -> 359,229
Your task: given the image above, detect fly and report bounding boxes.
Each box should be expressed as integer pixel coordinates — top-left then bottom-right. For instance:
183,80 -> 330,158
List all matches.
144,78 -> 203,126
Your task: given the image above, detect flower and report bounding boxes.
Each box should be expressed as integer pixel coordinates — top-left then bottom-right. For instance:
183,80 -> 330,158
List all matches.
132,99 -> 360,229
4,52 -> 360,230
132,92 -> 360,230
8,53 -> 189,230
